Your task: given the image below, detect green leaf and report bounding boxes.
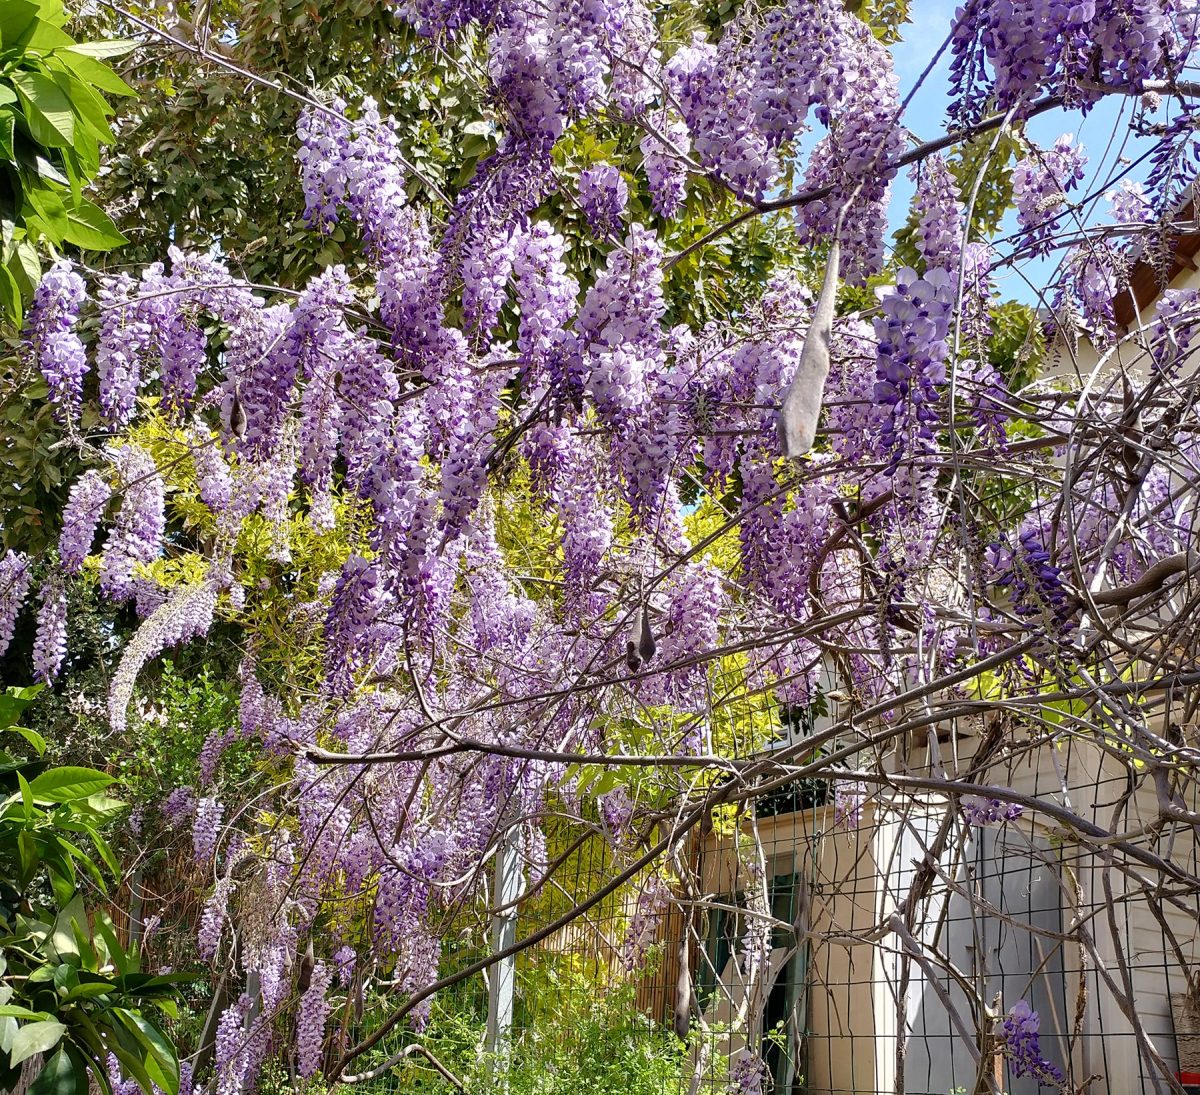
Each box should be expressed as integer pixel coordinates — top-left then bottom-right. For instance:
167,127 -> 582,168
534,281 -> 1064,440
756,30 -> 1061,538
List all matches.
0,109 -> 15,159
55,835 -> 108,892
16,829 -> 38,886
75,794 -> 126,820
6,725 -> 46,754
55,52 -> 135,98
62,198 -> 125,251
86,828 -> 120,878
17,770 -> 32,815
51,895 -> 86,963
0,687 -> 41,729
49,70 -> 114,144
0,2 -> 40,49
110,1011 -> 177,1095
0,1005 -> 51,1020
9,69 -> 75,148
63,40 -> 138,60
10,1020 -> 66,1066
23,19 -> 75,50
10,239 -> 43,295
0,261 -> 19,327
28,1048 -> 81,1095
92,911 -> 127,977
28,767 -> 115,802
24,184 -> 67,245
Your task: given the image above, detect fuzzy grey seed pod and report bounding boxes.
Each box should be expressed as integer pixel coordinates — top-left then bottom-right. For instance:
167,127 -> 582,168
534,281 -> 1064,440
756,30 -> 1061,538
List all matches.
779,235 -> 841,460
636,605 -> 656,663
230,387 -> 248,440
673,932 -> 691,1043
626,640 -> 641,673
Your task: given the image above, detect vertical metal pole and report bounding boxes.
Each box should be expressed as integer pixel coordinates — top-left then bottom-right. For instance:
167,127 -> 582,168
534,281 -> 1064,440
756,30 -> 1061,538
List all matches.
486,828 -> 521,1067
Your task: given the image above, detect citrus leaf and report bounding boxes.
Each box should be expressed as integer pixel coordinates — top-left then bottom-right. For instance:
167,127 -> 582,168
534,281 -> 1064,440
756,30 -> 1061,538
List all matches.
10,1020 -> 66,1066
28,766 -> 115,802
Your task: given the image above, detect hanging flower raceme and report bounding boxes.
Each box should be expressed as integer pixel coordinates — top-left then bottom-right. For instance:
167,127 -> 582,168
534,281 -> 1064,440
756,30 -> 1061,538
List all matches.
911,156 -> 964,274
578,162 -> 629,238
949,0 -> 1177,126
667,32 -> 778,204
639,114 -> 690,218
998,1000 -> 1064,1084
1012,135 -> 1087,257
24,260 -> 88,424
59,470 -> 113,575
98,444 -> 166,607
295,961 -> 334,1078
32,578 -> 68,684
873,266 -> 956,469
324,555 -> 388,696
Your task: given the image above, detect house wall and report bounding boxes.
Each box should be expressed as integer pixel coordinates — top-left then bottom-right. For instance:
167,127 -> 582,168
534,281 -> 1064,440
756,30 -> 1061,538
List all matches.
902,716 -> 1200,1095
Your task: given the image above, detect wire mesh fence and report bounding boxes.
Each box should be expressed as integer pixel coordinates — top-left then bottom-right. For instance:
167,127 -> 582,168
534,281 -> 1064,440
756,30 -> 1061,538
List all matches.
409,707 -> 1200,1095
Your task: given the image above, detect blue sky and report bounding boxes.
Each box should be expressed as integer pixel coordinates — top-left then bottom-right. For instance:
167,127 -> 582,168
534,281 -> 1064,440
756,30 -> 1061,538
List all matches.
884,2 -> 1162,307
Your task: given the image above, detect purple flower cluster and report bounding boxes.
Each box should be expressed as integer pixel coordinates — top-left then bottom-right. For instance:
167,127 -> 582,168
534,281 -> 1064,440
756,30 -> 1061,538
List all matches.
1064,243 -> 1122,341
730,1049 -> 769,1095
524,423 -> 614,607
333,943 -> 357,986
193,794 -> 225,866
599,785 -> 634,841
911,156 -> 964,274
873,267 -> 955,465
95,272 -> 153,425
667,33 -> 778,203
198,875 -> 233,959
32,578 -> 68,684
834,779 -> 866,828
577,223 -> 665,425
59,470 -> 112,575
950,0 -> 1177,126
791,9 -> 903,281
620,875 -> 669,971
639,115 -> 689,218
0,550 -> 32,658
1012,135 -> 1086,256
512,221 -> 578,385
296,960 -> 334,1077
964,796 -> 1024,825
99,445 -> 165,605
578,163 -> 629,237
324,556 -> 386,696
161,785 -> 197,827
999,1000 -> 1064,1085
988,527 -> 1074,631
25,260 -> 88,423
1107,178 -> 1154,224
297,97 -> 410,259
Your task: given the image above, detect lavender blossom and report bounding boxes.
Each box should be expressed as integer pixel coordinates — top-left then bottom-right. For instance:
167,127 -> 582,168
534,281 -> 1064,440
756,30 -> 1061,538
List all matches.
999,1000 -> 1064,1085
32,578 -> 68,684
25,260 -> 88,423
0,550 -> 32,658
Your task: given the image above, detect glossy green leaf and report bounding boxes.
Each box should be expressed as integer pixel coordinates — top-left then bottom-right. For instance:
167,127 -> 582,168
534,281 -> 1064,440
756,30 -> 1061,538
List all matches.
9,69 -> 74,149
28,1048 -> 81,1095
61,197 -> 125,250
63,40 -> 138,60
0,3 -> 40,49
28,767 -> 115,802
5,724 -> 46,754
0,1005 -> 51,1020
0,110 -> 15,159
54,52 -> 135,98
24,184 -> 67,244
10,1019 -> 66,1066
